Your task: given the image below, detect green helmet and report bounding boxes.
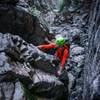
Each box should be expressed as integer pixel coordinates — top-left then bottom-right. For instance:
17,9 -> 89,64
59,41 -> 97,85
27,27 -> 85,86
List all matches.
55,37 -> 65,46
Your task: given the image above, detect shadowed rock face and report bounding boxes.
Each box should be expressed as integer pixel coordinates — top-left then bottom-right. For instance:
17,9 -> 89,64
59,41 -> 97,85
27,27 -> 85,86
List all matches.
0,1 -> 33,43
83,0 -> 100,100
0,0 -> 19,4
0,5 -> 33,38
0,0 -> 52,45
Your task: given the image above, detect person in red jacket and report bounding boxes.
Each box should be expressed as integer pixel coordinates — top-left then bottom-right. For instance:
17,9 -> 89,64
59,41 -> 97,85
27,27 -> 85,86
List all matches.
38,36 -> 70,76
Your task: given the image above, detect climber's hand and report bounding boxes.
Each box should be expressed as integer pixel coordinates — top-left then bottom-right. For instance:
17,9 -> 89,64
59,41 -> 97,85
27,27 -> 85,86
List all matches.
37,46 -> 45,51
37,46 -> 41,48
57,67 -> 63,76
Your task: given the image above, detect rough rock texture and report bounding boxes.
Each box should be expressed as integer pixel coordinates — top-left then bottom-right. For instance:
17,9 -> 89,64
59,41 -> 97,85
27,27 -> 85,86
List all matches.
83,0 -> 100,100
0,32 -> 67,100
0,1 -> 33,42
0,0 -> 99,100
33,1 -> 86,100
0,0 -> 68,100
0,32 -> 59,75
0,81 -> 26,100
30,0 -> 100,100
0,0 -> 53,45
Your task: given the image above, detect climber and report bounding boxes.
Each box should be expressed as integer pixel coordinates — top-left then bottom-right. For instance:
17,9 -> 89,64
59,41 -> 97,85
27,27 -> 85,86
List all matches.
38,35 -> 70,76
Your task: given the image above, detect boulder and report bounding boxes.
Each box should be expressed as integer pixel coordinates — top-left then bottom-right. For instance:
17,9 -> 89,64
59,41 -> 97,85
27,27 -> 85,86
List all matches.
30,69 -> 68,100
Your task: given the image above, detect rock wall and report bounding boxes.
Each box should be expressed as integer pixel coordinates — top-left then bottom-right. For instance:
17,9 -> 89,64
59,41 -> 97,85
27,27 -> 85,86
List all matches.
0,32 -> 67,100
0,0 -> 99,100
83,0 -> 100,100
30,1 -> 87,100
0,0 -> 67,100
0,0 -> 52,45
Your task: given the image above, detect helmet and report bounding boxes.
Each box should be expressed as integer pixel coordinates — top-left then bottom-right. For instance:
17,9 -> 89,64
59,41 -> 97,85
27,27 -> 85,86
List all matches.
55,37 -> 65,46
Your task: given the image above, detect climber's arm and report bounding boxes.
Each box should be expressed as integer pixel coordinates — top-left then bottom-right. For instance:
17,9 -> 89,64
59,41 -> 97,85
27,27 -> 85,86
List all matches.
60,48 -> 69,70
38,43 -> 57,49
11,35 -> 58,64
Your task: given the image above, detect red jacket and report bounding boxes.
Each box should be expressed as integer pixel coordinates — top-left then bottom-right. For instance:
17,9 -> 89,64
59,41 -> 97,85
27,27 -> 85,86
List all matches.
38,43 -> 69,70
